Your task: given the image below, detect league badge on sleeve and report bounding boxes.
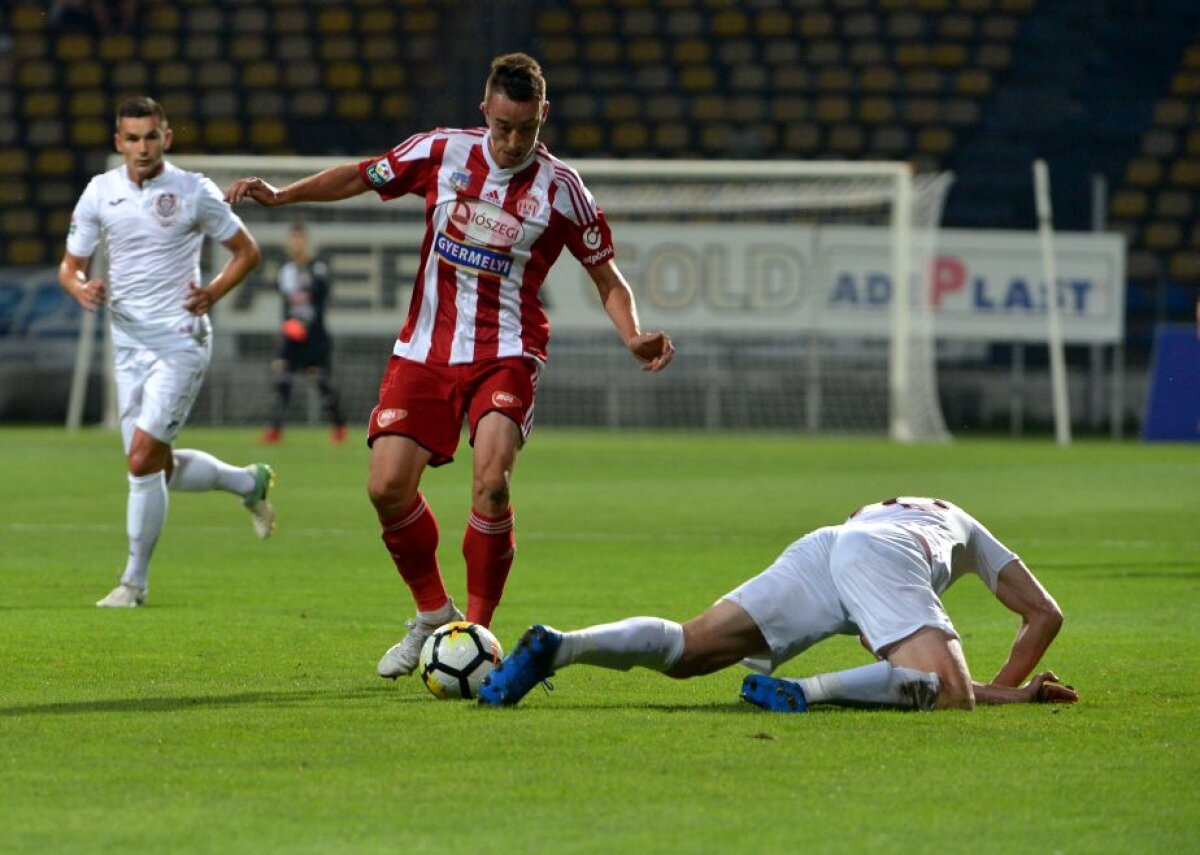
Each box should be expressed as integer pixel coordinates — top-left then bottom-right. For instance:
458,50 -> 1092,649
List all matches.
366,158 -> 395,187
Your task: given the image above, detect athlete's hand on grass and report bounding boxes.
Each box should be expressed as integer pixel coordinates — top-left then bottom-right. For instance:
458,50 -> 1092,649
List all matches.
628,331 -> 675,372
1026,671 -> 1078,704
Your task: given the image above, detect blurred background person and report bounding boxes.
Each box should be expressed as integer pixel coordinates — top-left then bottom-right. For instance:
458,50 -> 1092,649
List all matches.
262,221 -> 348,445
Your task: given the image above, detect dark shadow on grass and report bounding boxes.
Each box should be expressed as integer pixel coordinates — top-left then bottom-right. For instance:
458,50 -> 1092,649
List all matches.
0,686 -> 398,717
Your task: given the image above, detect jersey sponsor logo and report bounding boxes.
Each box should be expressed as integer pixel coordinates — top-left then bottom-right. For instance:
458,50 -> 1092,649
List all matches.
582,225 -> 603,250
491,391 -> 522,408
434,232 -> 513,277
450,170 -> 470,192
365,158 -> 395,187
444,199 -> 526,248
153,192 -> 178,225
376,407 -> 407,428
581,246 -> 613,266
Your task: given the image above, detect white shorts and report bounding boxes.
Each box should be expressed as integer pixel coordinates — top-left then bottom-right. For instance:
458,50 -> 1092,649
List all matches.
722,523 -> 958,672
114,341 -> 211,452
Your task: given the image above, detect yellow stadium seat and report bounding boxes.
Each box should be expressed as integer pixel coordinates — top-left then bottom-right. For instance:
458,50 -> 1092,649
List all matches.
773,66 -> 813,92
799,11 -> 835,38
320,36 -> 358,62
326,62 -> 364,90
369,64 -> 407,89
817,68 -> 854,91
849,41 -> 888,65
23,91 -> 62,120
1143,221 -> 1182,250
231,35 -> 267,62
1183,44 -> 1200,69
56,34 -> 94,62
784,122 -> 822,153
14,33 -> 47,60
713,10 -> 748,36
0,150 -> 30,174
1154,189 -> 1193,219
336,92 -> 373,120
861,66 -> 899,92
140,34 -> 177,62
99,35 -> 135,62
755,10 -> 793,37
679,65 -> 718,92
155,61 -> 192,88
35,149 -> 74,176
815,95 -> 852,122
916,126 -> 955,155
1152,99 -> 1191,127
1169,71 -> 1200,97
653,122 -> 692,152
859,96 -> 897,123
66,60 -> 104,87
291,91 -> 331,118
628,39 -> 664,64
7,238 -> 47,266
1110,189 -> 1149,220
541,37 -> 577,64
379,93 -> 413,121
579,9 -> 616,34
11,5 -> 48,32
567,124 -> 604,151
243,62 -> 280,89
71,118 -> 109,147
975,43 -> 1013,69
318,6 -> 354,33
612,121 -> 650,152
938,14 -> 976,39
68,90 -> 107,118
699,123 -> 735,152
981,14 -> 1019,40
673,39 -> 711,64
1168,251 -> 1200,281
537,9 -> 572,34
197,62 -> 237,89
204,118 -> 243,150
584,39 -> 622,64
1168,158 -> 1200,188
905,69 -> 945,93
1125,157 -> 1162,187
3,208 -> 40,236
828,124 -> 866,153
145,5 -> 181,31
17,60 -> 55,88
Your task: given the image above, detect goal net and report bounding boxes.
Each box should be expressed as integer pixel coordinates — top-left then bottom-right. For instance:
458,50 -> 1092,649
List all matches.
76,156 -> 953,441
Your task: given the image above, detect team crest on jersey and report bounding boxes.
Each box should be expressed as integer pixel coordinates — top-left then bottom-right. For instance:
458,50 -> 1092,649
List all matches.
365,158 -> 395,187
491,391 -> 522,408
450,170 -> 470,192
153,192 -> 178,224
375,407 -> 407,428
516,193 -> 540,219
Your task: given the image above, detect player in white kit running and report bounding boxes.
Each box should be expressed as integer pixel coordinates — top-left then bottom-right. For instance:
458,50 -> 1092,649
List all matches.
480,497 -> 1080,712
58,97 -> 273,608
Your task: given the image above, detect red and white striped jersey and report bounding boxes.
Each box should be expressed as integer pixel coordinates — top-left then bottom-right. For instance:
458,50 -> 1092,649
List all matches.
358,128 -> 616,366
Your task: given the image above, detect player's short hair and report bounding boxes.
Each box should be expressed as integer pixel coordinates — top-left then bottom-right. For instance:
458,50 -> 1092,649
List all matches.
484,53 -> 546,103
115,97 -> 168,129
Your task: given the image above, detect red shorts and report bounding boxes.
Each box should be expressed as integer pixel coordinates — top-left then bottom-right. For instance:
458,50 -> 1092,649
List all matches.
368,356 -> 539,466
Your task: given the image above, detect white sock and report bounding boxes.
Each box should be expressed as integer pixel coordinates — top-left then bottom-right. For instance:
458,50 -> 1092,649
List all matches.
418,599 -> 458,625
121,471 -> 168,590
170,449 -> 255,497
796,660 -> 940,710
553,617 -> 685,672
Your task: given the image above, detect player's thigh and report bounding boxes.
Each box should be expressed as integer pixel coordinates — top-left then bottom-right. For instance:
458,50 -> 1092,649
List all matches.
670,599 -> 769,679
136,345 -> 210,445
830,524 -> 958,655
471,412 -> 521,480
370,357 -> 462,466
883,627 -> 974,709
465,357 -> 538,450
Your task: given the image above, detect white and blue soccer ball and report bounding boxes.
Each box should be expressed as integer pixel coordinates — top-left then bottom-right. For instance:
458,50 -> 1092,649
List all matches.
418,621 -> 503,700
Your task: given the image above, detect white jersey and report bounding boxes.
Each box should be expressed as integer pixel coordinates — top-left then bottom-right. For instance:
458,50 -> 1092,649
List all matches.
846,496 -> 1017,594
67,161 -> 244,351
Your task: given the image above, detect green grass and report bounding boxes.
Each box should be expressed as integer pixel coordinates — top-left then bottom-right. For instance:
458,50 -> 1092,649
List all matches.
1,426 -> 1197,854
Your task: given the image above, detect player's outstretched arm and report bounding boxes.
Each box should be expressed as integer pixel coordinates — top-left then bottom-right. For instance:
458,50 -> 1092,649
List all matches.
225,164 -> 369,207
587,260 -> 674,372
989,559 -> 1065,688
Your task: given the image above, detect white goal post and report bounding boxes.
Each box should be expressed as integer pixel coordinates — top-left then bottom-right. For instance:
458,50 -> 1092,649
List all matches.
71,155 -> 953,441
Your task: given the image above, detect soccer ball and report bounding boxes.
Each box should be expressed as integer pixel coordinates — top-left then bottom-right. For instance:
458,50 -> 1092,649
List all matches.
418,621 -> 503,700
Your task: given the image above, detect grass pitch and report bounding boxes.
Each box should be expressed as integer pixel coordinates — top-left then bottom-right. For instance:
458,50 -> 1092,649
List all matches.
1,426 -> 1196,853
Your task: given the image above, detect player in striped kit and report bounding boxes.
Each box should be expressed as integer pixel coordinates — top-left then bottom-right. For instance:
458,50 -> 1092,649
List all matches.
226,53 -> 674,678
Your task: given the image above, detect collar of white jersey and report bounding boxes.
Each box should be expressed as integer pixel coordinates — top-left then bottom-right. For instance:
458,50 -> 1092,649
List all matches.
121,159 -> 176,189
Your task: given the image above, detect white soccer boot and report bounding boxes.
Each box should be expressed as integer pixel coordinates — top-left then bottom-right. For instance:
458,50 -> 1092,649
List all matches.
96,582 -> 146,608
243,463 -> 276,539
377,600 -> 464,678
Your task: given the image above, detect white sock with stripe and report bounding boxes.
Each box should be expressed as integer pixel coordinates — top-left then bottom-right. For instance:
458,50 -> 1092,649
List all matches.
553,617 -> 685,672
121,471 -> 168,590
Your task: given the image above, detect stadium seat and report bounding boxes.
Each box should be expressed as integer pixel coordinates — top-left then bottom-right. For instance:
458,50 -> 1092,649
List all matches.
1126,157 -> 1164,187
1168,250 -> 1200,281
204,118 -> 243,149
1153,98 -> 1191,127
56,34 -> 94,63
25,119 -> 65,147
1143,221 -> 1183,250
197,62 -> 237,89
336,92 -> 374,120
828,124 -> 867,154
584,39 -> 622,64
243,62 -> 280,90
6,237 -> 47,266
320,36 -> 358,62
0,150 -> 30,175
70,118 -> 108,148
9,4 -> 47,32
379,93 -> 413,121
1168,158 -> 1200,188
65,60 -> 104,88
98,35 -> 135,62
35,149 -> 73,177
200,91 -> 239,119
23,91 -> 62,121
145,5 -> 181,32
916,126 -> 956,155
611,121 -> 650,152
140,35 -> 177,63
155,61 -> 193,89
784,122 -> 823,153
68,90 -> 107,118
1110,189 -> 1149,219
1154,189 -> 1193,220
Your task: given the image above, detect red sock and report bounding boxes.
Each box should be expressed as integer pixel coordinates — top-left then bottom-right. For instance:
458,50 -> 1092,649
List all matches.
380,494 -> 448,612
463,507 -> 515,626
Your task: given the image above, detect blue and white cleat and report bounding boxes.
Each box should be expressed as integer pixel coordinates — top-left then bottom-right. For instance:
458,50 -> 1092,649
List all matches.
740,674 -> 809,713
478,624 -> 562,707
